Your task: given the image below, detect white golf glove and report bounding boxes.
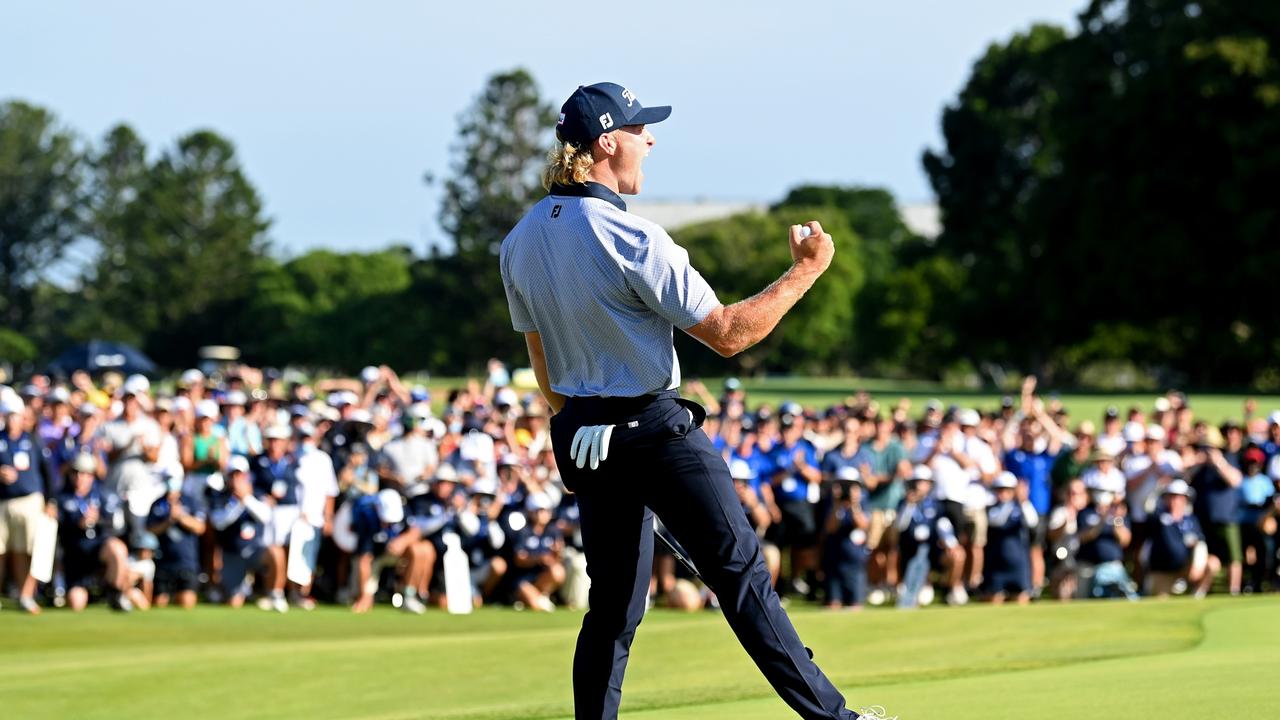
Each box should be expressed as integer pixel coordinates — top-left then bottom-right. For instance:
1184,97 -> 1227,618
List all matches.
570,424 -> 615,470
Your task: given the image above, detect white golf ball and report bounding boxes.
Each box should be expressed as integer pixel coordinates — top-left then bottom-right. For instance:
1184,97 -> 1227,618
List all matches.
800,226 -> 812,238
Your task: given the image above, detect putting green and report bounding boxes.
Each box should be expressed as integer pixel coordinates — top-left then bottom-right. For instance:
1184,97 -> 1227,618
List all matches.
602,602 -> 1275,719
0,597 -> 1271,719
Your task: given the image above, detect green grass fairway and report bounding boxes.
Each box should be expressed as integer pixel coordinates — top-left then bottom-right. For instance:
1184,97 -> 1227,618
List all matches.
2,597 -> 1274,719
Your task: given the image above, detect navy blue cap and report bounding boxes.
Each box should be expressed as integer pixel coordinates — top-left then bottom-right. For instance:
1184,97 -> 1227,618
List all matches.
556,82 -> 671,145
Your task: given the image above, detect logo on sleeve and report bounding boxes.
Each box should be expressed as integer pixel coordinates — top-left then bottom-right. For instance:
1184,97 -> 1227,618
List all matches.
557,112 -> 565,126
599,112 -> 614,130
551,204 -> 562,219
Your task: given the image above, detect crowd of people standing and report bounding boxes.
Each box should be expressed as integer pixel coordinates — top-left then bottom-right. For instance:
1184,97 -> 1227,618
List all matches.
2,366 -> 1277,615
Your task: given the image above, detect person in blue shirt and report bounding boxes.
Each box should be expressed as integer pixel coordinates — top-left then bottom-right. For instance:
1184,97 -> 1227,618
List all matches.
730,458 -> 780,586
1077,488 -> 1137,599
1145,479 -> 1217,598
893,467 -> 964,606
1002,417 -> 1059,593
249,425 -> 302,613
822,467 -> 869,610
220,391 -> 262,458
209,456 -> 271,608
510,492 -> 565,612
983,472 -> 1039,605
769,412 -> 822,597
1187,439 -> 1243,594
727,426 -> 778,519
820,417 -> 873,484
0,396 -> 59,614
349,488 -> 433,614
147,470 -> 207,610
408,465 -> 462,594
57,453 -> 137,612
457,478 -> 508,607
1237,446 -> 1274,593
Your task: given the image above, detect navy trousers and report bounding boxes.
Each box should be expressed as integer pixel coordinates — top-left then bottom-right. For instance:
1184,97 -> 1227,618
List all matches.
551,391 -> 859,720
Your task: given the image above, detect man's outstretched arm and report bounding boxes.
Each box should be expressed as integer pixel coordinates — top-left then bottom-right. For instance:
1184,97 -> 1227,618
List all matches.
684,221 -> 834,358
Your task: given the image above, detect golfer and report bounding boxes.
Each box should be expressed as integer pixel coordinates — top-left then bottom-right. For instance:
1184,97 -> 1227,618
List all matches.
500,82 -> 861,720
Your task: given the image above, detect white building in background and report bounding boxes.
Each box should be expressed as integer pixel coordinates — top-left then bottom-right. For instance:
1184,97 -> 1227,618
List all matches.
628,199 -> 941,240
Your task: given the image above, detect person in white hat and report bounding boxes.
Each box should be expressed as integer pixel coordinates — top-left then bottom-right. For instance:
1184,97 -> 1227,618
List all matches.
955,408 -> 999,592
509,492 -> 565,612
1145,479 -> 1217,598
892,465 -> 965,607
1,395 -> 59,614
181,400 -> 229,501
209,455 -> 272,608
99,383 -> 165,602
146,465 -> 207,610
57,453 -> 143,612
249,425 -> 302,613
378,403 -> 438,501
822,466 -> 869,610
982,472 -> 1038,605
220,390 -> 261,458
348,488 -> 434,614
456,476 -> 509,607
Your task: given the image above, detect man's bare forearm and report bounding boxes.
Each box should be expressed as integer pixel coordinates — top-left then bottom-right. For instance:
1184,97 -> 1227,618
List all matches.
689,261 -> 824,357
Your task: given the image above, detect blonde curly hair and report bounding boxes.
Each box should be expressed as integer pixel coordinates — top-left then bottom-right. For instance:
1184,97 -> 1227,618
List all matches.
541,141 -> 595,190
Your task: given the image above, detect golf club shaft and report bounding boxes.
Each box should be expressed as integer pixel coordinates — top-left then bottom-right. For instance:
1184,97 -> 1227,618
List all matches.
654,521 -> 702,580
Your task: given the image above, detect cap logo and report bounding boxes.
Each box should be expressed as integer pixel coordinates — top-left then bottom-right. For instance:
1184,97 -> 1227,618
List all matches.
621,88 -> 636,107
557,112 -> 565,126
599,112 -> 614,130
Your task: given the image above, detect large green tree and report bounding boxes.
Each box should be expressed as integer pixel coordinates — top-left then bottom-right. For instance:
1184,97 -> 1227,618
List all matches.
924,0 -> 1280,385
432,68 -> 556,370
0,101 -> 85,348
81,129 -> 270,365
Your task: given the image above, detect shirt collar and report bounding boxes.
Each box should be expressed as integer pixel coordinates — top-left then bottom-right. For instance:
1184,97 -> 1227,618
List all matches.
549,181 -> 626,211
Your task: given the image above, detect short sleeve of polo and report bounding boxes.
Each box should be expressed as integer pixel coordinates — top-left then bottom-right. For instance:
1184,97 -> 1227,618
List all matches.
623,226 -> 719,329
501,264 -> 537,332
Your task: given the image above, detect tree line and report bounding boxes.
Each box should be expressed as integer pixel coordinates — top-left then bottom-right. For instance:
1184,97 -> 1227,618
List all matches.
2,0 -> 1277,387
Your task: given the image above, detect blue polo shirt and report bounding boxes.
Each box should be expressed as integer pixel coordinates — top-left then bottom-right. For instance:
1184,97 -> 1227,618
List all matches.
729,446 -> 773,497
1190,464 -> 1240,526
897,497 -> 956,559
251,453 -> 300,506
350,493 -> 409,557
1147,511 -> 1203,572
821,446 -> 873,479
148,492 -> 206,571
514,524 -> 562,561
57,482 -> 122,554
1078,506 -> 1128,564
986,500 -> 1032,575
824,504 -> 870,566
1239,472 -> 1274,524
0,431 -> 46,500
500,182 -> 720,397
209,491 -> 267,558
1003,448 -> 1056,515
461,514 -> 506,567
410,493 -> 457,548
770,438 -> 818,502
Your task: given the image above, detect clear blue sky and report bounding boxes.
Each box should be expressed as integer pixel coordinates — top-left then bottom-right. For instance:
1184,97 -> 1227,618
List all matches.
3,1 -> 1083,256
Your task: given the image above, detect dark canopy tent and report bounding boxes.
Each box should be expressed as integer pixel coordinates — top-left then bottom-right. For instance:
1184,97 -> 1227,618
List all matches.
48,340 -> 157,377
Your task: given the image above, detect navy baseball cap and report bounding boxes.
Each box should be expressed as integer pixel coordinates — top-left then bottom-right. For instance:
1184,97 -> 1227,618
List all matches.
556,82 -> 671,145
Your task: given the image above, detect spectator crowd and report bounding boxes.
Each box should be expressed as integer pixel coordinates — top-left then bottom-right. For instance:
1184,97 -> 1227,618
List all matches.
2,365 -> 1278,616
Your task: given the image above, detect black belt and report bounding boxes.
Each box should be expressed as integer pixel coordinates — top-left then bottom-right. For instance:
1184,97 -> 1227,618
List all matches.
562,389 -> 679,418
